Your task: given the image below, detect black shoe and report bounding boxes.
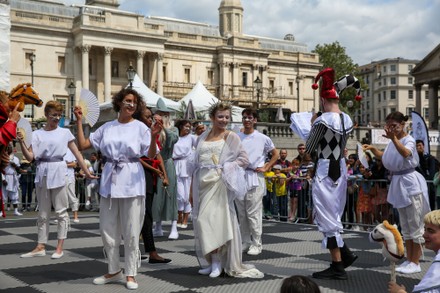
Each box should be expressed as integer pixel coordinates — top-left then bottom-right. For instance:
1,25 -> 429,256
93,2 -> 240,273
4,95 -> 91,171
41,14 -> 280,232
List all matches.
148,258 -> 172,264
312,263 -> 347,280
340,245 -> 358,268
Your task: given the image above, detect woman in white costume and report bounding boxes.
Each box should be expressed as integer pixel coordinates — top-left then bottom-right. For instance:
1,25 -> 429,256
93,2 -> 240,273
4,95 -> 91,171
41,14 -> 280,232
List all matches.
173,119 -> 196,228
363,111 -> 430,275
388,209 -> 440,293
74,88 -> 162,290
190,102 -> 263,279
18,101 -> 94,259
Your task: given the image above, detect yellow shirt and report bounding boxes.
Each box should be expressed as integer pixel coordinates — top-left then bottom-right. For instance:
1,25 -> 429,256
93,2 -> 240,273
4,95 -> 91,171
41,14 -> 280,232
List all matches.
264,171 -> 275,192
274,173 -> 287,196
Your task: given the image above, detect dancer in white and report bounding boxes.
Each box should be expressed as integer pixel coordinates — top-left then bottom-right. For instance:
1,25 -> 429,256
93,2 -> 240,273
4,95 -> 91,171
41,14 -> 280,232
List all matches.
18,100 -> 93,260
301,69 -> 359,280
173,119 -> 196,229
363,111 -> 430,275
236,108 -> 278,255
190,102 -> 264,279
75,88 -> 161,290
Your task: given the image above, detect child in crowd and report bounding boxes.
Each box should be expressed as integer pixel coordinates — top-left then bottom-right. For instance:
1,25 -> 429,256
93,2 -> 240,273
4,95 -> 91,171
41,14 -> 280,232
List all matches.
264,168 -> 276,219
355,164 -> 373,230
274,165 -> 287,222
288,159 -> 302,222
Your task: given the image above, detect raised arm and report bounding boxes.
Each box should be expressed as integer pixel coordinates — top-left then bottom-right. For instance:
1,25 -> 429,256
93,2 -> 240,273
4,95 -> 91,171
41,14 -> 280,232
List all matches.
16,131 -> 34,162
73,106 -> 92,151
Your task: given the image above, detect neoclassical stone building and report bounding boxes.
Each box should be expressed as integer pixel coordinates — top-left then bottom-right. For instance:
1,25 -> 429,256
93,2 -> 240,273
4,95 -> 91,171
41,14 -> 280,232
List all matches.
8,0 -> 321,120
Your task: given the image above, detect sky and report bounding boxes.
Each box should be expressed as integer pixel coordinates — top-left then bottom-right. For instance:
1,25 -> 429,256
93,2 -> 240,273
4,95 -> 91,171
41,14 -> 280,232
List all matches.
62,0 -> 440,65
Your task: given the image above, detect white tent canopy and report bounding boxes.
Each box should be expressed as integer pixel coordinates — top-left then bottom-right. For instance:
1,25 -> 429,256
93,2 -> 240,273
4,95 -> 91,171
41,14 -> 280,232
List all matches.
179,80 -> 243,122
100,74 -> 180,111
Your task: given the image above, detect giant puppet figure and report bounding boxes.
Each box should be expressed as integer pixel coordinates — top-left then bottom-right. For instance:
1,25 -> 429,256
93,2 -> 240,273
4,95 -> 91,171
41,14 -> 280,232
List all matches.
305,68 -> 361,280
0,83 -> 43,217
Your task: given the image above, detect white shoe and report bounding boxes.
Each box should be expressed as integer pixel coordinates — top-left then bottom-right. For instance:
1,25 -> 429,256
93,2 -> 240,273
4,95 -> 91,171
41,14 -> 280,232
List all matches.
400,262 -> 421,274
198,267 -> 212,275
73,219 -> 80,223
85,200 -> 91,210
93,271 -> 124,285
180,224 -> 188,229
396,260 -> 410,272
0,211 -> 3,217
14,209 -> 23,216
352,225 -> 361,231
168,230 -> 179,240
51,251 -> 64,259
21,250 -> 46,258
177,223 -> 183,228
247,245 -> 262,256
242,242 -> 251,252
51,219 -> 58,225
126,280 -> 138,290
153,229 -> 163,237
209,253 -> 222,278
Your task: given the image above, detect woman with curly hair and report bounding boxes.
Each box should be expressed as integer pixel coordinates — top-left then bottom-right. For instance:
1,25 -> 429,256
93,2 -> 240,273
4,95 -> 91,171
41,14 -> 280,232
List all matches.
75,88 -> 162,290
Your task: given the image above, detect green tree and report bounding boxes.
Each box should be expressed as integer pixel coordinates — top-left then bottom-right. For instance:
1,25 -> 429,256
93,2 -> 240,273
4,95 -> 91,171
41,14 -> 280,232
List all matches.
312,41 -> 365,119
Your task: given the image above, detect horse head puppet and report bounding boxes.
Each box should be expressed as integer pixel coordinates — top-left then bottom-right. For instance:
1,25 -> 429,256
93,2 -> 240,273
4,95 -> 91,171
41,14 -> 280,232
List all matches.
369,220 -> 405,262
7,83 -> 43,112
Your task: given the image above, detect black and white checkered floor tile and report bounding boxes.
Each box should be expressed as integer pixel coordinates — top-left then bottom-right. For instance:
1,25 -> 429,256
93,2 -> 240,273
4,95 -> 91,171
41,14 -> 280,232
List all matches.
0,215 -> 432,293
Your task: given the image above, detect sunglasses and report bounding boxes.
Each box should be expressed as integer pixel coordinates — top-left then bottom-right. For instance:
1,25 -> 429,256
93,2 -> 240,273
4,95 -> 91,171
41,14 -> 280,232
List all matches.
242,116 -> 254,121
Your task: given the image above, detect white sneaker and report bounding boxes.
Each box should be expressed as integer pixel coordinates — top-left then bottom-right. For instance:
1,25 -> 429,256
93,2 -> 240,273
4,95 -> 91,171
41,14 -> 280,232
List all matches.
352,225 -> 361,231
0,211 -> 3,217
168,230 -> 179,240
242,242 -> 251,252
153,229 -> 163,237
400,262 -> 421,274
247,245 -> 262,256
14,210 -> 23,216
85,200 -> 91,210
396,260 -> 410,272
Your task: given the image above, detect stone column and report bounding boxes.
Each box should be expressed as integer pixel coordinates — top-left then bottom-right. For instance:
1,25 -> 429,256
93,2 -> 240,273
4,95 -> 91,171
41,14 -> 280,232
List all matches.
232,62 -> 239,98
428,82 -> 439,129
104,47 -> 113,103
156,53 -> 163,95
137,50 -> 145,80
415,83 -> 422,114
218,62 -> 229,98
81,45 -> 91,89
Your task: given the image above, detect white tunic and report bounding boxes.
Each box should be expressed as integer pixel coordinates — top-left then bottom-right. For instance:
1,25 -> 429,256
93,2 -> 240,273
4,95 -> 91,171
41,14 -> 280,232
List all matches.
238,130 -> 275,189
412,250 -> 440,293
4,155 -> 20,192
382,135 -> 429,210
32,127 -> 74,189
64,148 -> 76,184
172,134 -> 196,177
89,119 -> 151,198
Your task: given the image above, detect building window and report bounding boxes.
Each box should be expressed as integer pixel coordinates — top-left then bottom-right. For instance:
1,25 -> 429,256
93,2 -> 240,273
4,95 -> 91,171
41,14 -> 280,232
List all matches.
383,109 -> 387,119
242,72 -> 248,87
25,52 -> 33,69
378,110 -> 381,121
378,93 -> 381,102
366,89 -> 370,97
424,108 -> 429,120
207,70 -> 213,85
383,78 -> 386,86
23,105 -> 33,118
408,90 -> 413,99
111,61 -> 119,78
390,77 -> 396,85
391,107 -> 396,113
408,77 -> 413,84
366,101 -> 370,110
269,80 -> 274,91
408,64 -> 413,71
425,90 -> 429,99
184,68 -> 190,83
288,81 -> 293,95
390,90 -> 396,99
58,56 -> 65,74
383,91 -> 387,100
390,64 -> 396,72
406,107 -> 414,116
383,65 -> 386,73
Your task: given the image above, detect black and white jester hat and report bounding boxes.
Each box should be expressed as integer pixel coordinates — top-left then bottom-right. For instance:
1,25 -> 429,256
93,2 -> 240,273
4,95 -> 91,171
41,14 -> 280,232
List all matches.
334,74 -> 362,101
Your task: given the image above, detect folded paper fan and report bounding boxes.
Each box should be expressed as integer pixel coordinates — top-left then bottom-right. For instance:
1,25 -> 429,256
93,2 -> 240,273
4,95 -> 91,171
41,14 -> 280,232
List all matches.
79,88 -> 100,127
17,117 -> 32,146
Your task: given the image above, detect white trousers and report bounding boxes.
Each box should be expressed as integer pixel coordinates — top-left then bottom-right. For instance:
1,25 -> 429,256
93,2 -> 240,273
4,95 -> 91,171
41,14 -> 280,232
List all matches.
2,187 -> 19,204
66,179 -> 79,212
99,196 -> 145,276
235,175 -> 265,247
36,176 -> 69,243
177,176 -> 192,213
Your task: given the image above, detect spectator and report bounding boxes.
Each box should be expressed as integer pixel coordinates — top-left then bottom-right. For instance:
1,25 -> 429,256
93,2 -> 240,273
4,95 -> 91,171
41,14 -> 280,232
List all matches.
276,149 -> 292,175
19,159 -> 35,212
415,140 -> 439,211
288,159 -> 302,222
294,143 -> 306,164
273,165 -> 288,222
355,164 -> 373,230
280,275 -> 321,293
433,164 -> 440,210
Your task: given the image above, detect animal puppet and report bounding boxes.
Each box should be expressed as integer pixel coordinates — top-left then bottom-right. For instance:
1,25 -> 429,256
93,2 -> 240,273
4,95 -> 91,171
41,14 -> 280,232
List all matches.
8,83 -> 43,112
370,220 -> 404,282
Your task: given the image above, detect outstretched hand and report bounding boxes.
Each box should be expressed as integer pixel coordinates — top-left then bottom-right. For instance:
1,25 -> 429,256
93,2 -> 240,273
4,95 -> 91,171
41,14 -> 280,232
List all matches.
9,102 -> 21,123
74,106 -> 83,121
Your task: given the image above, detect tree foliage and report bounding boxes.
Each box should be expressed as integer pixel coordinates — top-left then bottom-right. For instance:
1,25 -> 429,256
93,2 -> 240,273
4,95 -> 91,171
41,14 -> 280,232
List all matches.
312,41 -> 365,118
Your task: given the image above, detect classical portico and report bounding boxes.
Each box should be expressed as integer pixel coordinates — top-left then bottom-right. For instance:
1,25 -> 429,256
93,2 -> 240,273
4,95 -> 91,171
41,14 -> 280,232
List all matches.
412,43 -> 440,129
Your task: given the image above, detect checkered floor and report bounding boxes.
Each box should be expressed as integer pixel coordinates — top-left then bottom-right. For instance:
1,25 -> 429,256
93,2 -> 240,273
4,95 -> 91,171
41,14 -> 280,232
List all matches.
0,213 -> 432,293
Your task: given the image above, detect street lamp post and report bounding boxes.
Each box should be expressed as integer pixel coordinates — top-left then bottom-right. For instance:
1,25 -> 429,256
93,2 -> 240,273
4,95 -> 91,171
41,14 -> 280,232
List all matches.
296,75 -> 304,113
67,80 -> 76,123
29,53 -> 36,122
254,76 -> 262,110
126,62 -> 136,88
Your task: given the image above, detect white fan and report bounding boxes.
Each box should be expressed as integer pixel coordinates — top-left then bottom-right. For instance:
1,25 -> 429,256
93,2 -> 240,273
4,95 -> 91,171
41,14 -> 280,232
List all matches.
17,117 -> 32,147
79,88 -> 100,127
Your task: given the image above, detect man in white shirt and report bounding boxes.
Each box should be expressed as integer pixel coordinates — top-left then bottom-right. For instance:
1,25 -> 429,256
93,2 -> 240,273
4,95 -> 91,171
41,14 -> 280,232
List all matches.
236,108 -> 278,255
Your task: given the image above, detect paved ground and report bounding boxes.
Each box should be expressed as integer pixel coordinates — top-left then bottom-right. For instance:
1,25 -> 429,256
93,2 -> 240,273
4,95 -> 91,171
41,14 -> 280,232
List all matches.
0,211 -> 433,293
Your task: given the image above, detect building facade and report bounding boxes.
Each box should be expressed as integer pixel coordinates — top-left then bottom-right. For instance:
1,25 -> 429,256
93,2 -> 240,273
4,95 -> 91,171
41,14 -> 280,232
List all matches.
358,58 -> 430,127
8,0 -> 321,121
